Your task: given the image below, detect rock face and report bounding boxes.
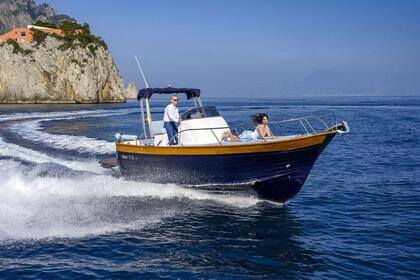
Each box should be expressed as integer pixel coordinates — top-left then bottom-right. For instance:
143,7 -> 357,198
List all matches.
0,0 -> 71,34
125,82 -> 138,99
0,0 -> 125,103
0,37 -> 126,103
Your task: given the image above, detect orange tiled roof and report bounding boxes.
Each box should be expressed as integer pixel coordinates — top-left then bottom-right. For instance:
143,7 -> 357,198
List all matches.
0,25 -> 65,44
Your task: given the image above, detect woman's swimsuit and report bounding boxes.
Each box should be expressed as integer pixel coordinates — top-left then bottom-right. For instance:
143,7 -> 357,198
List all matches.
239,125 -> 272,141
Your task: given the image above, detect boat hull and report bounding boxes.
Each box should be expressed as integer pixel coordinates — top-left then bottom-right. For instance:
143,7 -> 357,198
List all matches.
115,132 -> 336,203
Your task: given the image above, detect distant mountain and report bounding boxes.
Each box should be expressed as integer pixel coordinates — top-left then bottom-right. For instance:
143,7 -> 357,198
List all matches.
0,0 -> 72,33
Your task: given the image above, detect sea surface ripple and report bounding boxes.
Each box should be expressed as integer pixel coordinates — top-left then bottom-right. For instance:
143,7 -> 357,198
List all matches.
0,97 -> 419,279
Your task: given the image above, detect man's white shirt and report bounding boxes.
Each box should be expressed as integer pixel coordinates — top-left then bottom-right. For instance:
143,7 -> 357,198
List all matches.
163,103 -> 179,122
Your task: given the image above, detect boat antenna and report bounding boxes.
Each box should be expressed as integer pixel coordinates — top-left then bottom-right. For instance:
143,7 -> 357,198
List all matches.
134,55 -> 149,88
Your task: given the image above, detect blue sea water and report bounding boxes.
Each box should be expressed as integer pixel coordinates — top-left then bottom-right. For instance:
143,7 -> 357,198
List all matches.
0,96 -> 419,279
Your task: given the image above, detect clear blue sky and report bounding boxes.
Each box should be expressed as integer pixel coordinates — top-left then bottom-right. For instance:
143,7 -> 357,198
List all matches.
36,0 -> 420,96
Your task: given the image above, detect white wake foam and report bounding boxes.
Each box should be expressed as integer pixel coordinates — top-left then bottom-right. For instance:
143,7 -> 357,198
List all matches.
0,108 -> 132,123
4,108 -> 137,155
10,117 -> 114,154
0,159 -> 260,241
0,137 -> 103,173
0,160 -> 164,240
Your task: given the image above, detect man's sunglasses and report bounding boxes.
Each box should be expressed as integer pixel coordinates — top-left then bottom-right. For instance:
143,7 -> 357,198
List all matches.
172,99 -> 178,101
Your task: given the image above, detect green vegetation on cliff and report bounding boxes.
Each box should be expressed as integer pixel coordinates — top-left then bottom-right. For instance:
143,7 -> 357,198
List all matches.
1,19 -> 108,56
32,19 -> 108,55
31,28 -> 47,45
32,20 -> 58,29
57,21 -> 108,56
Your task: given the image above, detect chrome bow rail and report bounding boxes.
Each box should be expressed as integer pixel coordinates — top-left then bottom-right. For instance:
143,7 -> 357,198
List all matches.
270,115 -> 336,135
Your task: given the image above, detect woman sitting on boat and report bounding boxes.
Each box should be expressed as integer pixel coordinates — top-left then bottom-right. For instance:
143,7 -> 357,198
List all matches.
222,113 -> 275,142
254,113 -> 274,139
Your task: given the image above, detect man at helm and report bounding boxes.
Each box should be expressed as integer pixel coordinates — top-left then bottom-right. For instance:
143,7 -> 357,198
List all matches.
163,95 -> 180,145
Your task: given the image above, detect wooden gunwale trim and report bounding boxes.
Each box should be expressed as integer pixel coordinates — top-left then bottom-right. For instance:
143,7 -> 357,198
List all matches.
116,131 -> 336,155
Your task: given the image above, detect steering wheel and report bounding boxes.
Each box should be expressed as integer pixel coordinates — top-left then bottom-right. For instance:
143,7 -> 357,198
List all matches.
181,108 -> 198,120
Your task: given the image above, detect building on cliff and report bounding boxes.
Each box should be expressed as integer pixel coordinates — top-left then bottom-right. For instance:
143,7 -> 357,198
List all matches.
0,25 -> 63,44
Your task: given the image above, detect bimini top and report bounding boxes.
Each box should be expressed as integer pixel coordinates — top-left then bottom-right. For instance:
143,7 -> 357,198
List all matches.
137,87 -> 201,100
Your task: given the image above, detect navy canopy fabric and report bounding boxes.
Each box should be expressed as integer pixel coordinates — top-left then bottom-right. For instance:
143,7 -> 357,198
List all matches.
137,87 -> 201,100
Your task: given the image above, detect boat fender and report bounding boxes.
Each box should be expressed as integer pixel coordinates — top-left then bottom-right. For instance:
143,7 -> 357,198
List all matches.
115,133 -> 139,141
336,121 -> 350,135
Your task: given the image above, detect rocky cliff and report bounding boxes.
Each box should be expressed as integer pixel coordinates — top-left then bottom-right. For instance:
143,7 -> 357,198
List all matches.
0,0 -> 71,34
0,36 -> 126,103
125,82 -> 138,99
0,0 -> 126,103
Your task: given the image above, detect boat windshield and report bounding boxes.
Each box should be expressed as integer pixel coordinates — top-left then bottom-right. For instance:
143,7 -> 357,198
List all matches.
181,106 -> 220,120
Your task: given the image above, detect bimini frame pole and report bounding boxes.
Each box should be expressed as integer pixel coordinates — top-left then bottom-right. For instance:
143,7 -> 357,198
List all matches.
140,98 -> 147,140
197,96 -> 206,116
134,55 -> 154,140
145,97 -> 154,139
192,97 -> 199,108
196,96 -> 205,108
